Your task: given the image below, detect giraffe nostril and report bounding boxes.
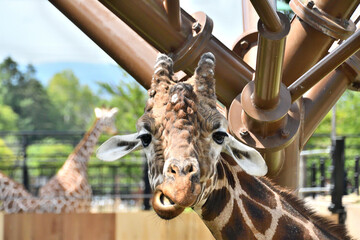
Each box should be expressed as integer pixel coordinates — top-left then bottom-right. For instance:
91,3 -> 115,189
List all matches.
188,165 -> 194,174
169,164 -> 178,175
166,160 -> 199,177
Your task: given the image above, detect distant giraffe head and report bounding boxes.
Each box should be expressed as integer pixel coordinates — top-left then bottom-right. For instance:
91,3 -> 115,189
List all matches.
94,107 -> 119,135
97,53 -> 267,219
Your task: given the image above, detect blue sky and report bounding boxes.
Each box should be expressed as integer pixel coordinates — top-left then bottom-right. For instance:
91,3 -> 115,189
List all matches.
0,0 -> 244,92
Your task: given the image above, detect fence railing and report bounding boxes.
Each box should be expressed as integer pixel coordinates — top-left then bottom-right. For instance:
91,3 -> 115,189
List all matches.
0,131 -> 359,211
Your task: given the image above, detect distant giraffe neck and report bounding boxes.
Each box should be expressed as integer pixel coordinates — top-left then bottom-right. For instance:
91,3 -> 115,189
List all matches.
71,118 -> 103,164
194,155 -> 348,240
58,118 -> 103,177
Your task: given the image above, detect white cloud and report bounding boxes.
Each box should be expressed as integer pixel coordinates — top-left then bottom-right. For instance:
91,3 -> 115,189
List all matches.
0,0 -> 115,64
0,0 -> 243,65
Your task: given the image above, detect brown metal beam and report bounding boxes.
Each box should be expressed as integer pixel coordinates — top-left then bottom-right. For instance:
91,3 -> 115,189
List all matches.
282,0 -> 359,87
302,66 -> 353,146
99,0 -> 254,107
49,0 -> 158,90
315,0 -> 359,19
249,0 -> 282,32
163,0 -> 181,31
253,13 -> 290,109
242,0 -> 259,32
289,29 -> 360,102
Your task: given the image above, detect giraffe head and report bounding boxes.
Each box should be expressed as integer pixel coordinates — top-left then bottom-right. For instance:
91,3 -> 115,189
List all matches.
94,107 -> 119,135
97,53 -> 267,219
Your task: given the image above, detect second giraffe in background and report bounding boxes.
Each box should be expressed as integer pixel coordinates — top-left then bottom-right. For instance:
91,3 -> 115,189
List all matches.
39,107 -> 118,213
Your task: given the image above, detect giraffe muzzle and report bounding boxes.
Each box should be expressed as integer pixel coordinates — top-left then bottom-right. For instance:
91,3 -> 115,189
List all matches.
152,158 -> 201,219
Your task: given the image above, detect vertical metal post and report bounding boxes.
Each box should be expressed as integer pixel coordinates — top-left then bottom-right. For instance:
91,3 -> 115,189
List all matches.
320,157 -> 326,188
328,137 -> 346,224
142,159 -> 151,210
21,135 -> 29,191
311,162 -> 317,199
355,156 -> 359,195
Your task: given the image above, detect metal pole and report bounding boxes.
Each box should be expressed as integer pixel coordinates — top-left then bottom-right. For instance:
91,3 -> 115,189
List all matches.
249,0 -> 282,32
289,30 -> 360,102
21,135 -> 29,191
302,67 -> 351,146
50,0 -> 254,108
253,13 -> 290,109
49,0 -> 158,91
311,162 -> 317,199
282,0 -> 359,87
143,161 -> 151,210
98,0 -> 254,107
163,0 -> 181,31
242,0 -> 259,32
328,137 -> 346,224
320,157 -> 326,188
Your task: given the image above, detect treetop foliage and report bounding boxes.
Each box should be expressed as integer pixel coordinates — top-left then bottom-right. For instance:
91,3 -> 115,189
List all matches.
0,57 -> 147,134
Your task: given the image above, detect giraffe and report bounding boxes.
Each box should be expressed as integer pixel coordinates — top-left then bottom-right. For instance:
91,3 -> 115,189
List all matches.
97,53 -> 351,239
0,171 -> 36,213
38,107 -> 118,213
0,170 -> 83,213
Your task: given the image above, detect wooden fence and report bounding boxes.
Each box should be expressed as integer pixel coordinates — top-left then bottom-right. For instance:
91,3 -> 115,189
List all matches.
0,211 -> 214,240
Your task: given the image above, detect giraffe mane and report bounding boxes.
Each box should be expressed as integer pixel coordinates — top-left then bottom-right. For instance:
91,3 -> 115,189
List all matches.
260,177 -> 353,240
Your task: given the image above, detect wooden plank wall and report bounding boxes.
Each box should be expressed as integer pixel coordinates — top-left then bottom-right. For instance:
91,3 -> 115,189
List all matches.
2,211 -> 214,240
4,213 -> 115,240
115,211 -> 213,240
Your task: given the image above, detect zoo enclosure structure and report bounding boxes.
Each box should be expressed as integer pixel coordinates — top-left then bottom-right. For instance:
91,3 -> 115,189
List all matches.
49,0 -> 360,190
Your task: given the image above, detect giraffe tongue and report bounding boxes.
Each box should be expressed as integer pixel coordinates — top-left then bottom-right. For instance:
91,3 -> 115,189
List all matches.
160,193 -> 175,206
152,190 -> 185,220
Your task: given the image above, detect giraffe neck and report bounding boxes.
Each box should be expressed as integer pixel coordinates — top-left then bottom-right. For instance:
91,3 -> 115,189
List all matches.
61,119 -> 103,174
73,119 -> 103,162
194,154 -> 349,240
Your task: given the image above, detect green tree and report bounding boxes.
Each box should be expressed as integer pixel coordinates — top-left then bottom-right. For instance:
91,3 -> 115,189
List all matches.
0,138 -> 16,166
97,78 -> 147,132
310,90 -> 360,136
47,70 -> 100,130
0,57 -> 60,131
0,105 -> 18,131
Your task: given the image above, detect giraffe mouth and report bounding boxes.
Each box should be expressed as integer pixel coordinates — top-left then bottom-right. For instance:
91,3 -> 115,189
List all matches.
152,190 -> 185,220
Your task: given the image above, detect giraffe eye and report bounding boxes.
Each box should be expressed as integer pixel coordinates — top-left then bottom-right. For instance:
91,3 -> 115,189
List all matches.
138,134 -> 152,147
212,131 -> 228,145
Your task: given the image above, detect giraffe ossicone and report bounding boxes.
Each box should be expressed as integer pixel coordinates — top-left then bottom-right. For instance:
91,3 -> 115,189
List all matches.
97,53 -> 350,239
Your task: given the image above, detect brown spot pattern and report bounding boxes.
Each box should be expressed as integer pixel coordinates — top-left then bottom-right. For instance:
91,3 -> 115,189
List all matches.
201,187 -> 230,221
221,199 -> 256,240
221,153 -> 238,166
216,162 -> 224,180
242,194 -> 272,234
222,163 -> 236,189
237,171 -> 277,209
272,215 -> 312,240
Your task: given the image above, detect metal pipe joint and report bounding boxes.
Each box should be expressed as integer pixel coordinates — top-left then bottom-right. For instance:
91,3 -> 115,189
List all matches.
229,12 -> 299,177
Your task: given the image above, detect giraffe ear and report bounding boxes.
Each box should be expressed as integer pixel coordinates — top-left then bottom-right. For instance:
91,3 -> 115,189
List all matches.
96,133 -> 142,161
225,135 -> 268,176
